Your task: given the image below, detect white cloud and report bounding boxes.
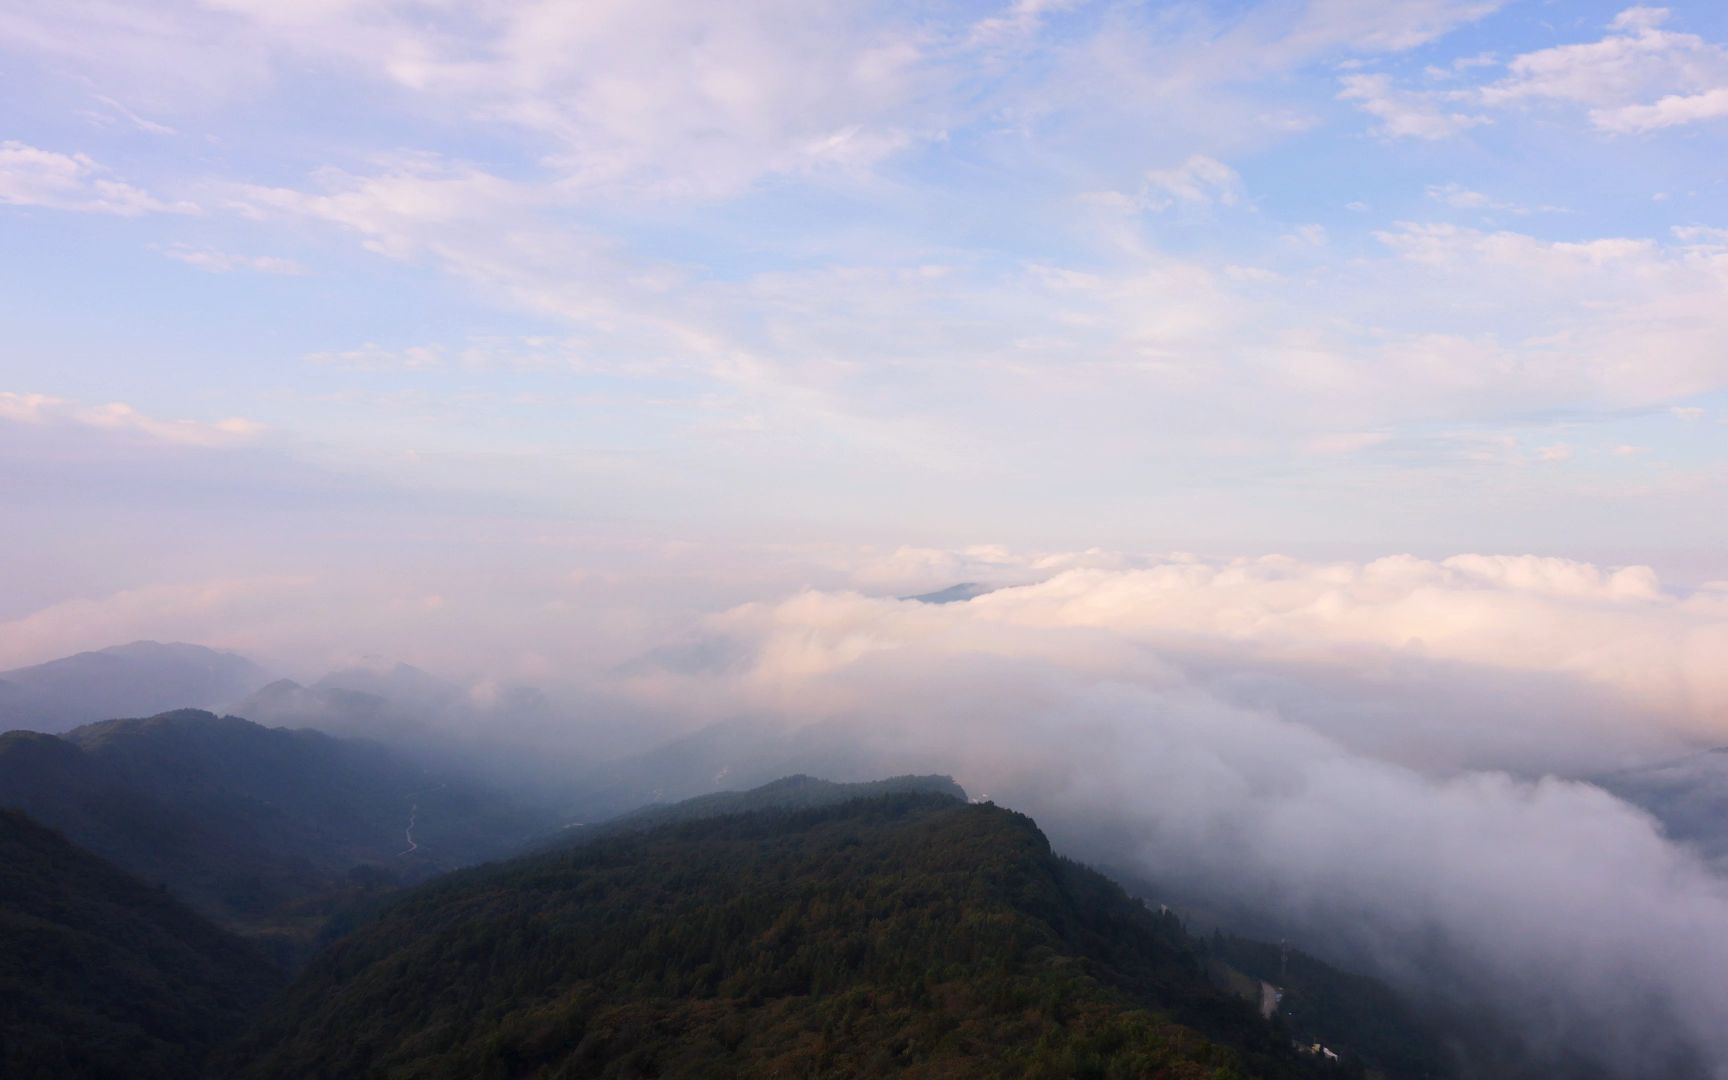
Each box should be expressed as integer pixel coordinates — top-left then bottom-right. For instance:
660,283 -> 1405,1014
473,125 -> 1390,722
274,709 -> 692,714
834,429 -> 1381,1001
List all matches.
1611,6 -> 1672,33
234,156 -> 534,260
1427,183 -> 1494,208
1211,0 -> 1506,68
613,551 -> 1728,770
4,0 -> 1719,542
1595,85 -> 1728,133
1338,73 -> 1488,138
596,549 -> 1728,1074
0,391 -> 261,446
306,343 -> 443,370
0,0 -> 1517,203
1425,182 -> 1563,214
191,1 -> 946,199
1339,8 -> 1728,139
1479,7 -> 1728,133
1672,225 -> 1728,249
967,0 -> 1088,47
0,140 -> 195,215
160,245 -> 305,275
1359,222 -> 1728,412
1377,223 -> 1656,270
226,145 -> 1728,490
3,1 -> 945,199
84,94 -> 178,136
1139,154 -> 1245,210
230,156 -> 672,339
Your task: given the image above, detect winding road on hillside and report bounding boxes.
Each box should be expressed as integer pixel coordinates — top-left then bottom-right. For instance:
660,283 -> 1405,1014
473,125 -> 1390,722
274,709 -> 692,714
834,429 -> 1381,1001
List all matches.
399,802 -> 418,856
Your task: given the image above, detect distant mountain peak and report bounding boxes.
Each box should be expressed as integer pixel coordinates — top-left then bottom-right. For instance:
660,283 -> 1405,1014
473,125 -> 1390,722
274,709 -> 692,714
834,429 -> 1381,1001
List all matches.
0,642 -> 270,734
565,772 -> 971,847
254,677 -> 307,695
314,659 -> 457,703
901,581 -> 998,604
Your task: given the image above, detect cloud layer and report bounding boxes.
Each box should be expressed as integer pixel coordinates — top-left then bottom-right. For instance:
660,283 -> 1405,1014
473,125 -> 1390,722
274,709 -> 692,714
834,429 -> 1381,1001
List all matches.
607,552 -> 1728,1075
5,534 -> 1728,1072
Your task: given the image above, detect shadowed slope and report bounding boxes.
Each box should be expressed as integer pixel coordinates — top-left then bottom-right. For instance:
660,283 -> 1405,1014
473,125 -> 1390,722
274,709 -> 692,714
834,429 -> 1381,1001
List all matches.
0,711 -> 555,958
0,809 -> 281,1079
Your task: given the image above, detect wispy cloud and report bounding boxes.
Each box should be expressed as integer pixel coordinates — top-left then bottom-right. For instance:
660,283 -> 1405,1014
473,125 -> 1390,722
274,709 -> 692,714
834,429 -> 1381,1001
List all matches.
160,244 -> 305,274
0,391 -> 260,446
1338,73 -> 1488,138
0,140 -> 195,215
1335,7 -> 1728,139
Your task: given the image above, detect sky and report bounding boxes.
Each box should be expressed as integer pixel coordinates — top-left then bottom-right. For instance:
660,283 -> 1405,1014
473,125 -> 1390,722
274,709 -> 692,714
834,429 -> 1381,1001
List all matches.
4,0 -> 1728,667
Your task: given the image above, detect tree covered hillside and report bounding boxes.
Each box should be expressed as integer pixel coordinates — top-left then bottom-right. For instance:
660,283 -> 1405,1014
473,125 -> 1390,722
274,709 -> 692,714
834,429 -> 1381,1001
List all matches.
556,772 -> 967,845
0,710 -> 556,961
0,810 -> 281,1079
223,793 -> 1344,1079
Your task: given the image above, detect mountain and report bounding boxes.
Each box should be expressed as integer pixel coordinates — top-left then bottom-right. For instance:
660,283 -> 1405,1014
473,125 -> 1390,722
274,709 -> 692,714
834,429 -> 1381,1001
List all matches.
1207,934 -> 1450,1079
220,789 -> 1342,1079
556,773 -> 968,843
0,710 -> 558,958
227,677 -> 428,742
903,582 -> 999,604
227,668 -> 580,796
1595,746 -> 1728,870
0,809 -> 281,1079
312,660 -> 460,713
563,716 -> 896,822
0,642 -> 268,734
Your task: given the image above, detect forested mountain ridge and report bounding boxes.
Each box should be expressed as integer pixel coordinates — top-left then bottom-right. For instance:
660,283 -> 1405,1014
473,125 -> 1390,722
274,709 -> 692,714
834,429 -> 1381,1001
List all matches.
554,772 -> 967,846
0,809 -> 282,1079
221,792 -> 1346,1079
0,710 -> 556,958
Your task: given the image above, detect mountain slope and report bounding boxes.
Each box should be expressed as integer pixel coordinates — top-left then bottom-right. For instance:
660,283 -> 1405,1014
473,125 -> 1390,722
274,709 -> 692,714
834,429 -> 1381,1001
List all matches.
1208,934 -> 1450,1079
222,792 -> 1338,1079
227,678 -> 427,742
0,809 -> 281,1079
0,642 -> 268,734
563,716 -> 895,822
1595,747 -> 1728,870
561,772 -> 968,843
0,711 -> 556,954
903,582 -> 999,604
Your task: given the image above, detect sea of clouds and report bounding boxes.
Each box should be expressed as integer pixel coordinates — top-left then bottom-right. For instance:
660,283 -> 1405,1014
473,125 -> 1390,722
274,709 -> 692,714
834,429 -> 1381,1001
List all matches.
7,546 -> 1728,1073
605,551 -> 1728,1076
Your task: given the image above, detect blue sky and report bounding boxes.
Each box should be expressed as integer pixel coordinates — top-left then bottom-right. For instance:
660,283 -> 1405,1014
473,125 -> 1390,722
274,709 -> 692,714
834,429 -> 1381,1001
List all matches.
4,0 -> 1728,655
